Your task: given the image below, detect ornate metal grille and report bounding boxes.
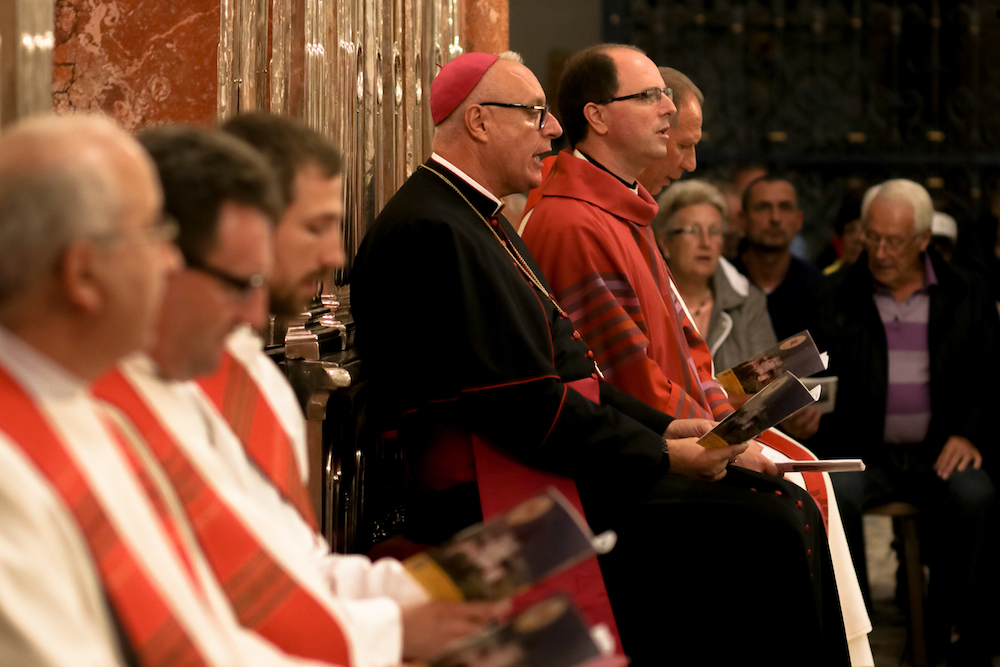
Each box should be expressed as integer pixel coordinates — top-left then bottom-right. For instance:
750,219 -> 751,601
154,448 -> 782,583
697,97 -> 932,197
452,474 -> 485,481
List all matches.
605,0 -> 1000,256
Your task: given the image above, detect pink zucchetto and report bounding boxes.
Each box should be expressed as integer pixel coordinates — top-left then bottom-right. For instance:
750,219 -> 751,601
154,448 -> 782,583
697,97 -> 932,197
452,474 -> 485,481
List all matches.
430,52 -> 500,125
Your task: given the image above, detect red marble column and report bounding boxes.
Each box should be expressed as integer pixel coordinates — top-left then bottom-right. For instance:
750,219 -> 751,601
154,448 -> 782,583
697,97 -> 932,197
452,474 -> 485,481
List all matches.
53,0 -> 220,132
461,0 -> 508,55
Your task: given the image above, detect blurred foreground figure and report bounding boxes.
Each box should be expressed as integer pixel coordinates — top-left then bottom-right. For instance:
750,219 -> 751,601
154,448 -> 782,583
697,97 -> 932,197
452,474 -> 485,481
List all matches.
93,124 -> 503,666
0,115 -> 318,667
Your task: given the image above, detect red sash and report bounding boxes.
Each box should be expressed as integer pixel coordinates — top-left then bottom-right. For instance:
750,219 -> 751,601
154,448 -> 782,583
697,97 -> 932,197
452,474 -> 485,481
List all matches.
94,369 -> 354,666
198,350 -> 318,531
420,375 -> 623,651
757,429 -> 830,531
0,366 -> 209,667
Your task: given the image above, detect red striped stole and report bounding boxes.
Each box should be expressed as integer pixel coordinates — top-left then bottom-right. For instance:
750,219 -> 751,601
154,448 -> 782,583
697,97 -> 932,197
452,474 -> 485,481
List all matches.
198,350 -> 318,531
0,366 -> 209,667
94,369 -> 354,667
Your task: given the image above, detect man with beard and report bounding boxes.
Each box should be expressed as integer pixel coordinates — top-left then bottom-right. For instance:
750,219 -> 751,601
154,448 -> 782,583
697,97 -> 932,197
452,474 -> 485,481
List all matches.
196,113 -> 348,521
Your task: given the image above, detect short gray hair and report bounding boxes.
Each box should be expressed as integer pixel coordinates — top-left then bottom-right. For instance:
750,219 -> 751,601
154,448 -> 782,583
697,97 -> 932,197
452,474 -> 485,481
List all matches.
653,179 -> 728,238
863,179 -> 933,234
659,67 -> 703,128
0,119 -> 122,304
498,51 -> 524,64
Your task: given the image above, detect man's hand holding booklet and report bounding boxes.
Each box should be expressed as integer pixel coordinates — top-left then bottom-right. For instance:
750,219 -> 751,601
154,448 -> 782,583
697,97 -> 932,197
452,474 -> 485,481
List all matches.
706,343 -> 866,474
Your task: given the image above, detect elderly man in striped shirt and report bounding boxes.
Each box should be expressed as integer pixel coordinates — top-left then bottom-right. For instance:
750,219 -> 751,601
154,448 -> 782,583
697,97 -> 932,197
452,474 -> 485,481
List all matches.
809,178 -> 998,666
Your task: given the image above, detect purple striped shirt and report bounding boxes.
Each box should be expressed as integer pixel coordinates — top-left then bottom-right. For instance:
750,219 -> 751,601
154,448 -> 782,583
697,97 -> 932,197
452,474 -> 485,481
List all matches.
873,255 -> 937,444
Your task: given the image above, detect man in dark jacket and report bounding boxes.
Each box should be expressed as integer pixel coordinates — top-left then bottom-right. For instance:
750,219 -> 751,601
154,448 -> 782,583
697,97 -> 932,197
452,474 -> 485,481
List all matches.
809,178 -> 998,666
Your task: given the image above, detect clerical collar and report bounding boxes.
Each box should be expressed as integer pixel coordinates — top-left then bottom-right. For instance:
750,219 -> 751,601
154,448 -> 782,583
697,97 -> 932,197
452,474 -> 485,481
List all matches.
429,153 -> 505,216
574,149 -> 639,193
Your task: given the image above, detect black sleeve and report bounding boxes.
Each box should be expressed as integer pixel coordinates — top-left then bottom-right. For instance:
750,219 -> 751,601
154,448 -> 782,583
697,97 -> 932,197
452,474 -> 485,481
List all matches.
352,191 -> 670,494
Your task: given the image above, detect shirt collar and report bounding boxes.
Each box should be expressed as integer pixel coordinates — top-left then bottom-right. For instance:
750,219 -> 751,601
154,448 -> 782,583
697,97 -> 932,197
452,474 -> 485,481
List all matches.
574,149 -> 639,194
429,152 -> 505,216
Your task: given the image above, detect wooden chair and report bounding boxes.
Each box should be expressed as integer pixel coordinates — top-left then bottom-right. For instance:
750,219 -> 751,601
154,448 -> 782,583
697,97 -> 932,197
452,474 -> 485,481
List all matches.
865,501 -> 926,667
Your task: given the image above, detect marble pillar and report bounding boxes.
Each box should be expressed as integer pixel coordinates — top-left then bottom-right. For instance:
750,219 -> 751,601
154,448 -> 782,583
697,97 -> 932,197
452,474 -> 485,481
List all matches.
53,0 -> 219,131
461,0 -> 507,55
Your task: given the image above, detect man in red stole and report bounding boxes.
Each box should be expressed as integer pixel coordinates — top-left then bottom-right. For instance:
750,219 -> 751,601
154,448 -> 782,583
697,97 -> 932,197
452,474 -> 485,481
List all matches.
193,112 -> 349,524
520,44 -> 853,665
93,125 -> 503,667
0,115 -> 327,667
350,51 -> 849,667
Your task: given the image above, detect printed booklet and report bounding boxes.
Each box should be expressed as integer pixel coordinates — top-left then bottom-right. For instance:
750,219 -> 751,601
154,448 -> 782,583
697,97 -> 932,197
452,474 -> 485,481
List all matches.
404,488 -> 605,602
716,331 -> 828,397
426,593 -> 624,667
698,371 -> 821,450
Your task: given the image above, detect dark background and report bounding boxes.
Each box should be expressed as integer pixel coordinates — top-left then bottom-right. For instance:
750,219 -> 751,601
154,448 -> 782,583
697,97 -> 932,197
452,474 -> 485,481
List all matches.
512,0 -> 1000,261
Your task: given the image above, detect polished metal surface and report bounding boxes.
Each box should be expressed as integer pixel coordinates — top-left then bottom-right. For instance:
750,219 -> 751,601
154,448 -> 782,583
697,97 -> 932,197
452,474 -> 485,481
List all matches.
218,0 -> 270,118
216,0 -> 470,552
0,0 -> 54,126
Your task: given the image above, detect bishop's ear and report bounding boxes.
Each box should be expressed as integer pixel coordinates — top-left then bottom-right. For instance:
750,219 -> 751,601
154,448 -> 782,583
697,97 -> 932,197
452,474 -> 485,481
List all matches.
464,104 -> 490,144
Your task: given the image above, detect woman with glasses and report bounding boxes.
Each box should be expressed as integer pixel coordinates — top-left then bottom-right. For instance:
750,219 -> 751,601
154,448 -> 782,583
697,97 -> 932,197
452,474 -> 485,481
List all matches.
652,179 -> 777,373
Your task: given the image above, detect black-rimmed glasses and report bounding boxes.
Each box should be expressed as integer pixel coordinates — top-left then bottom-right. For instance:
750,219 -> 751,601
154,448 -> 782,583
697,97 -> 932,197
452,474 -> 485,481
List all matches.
186,257 -> 266,296
480,102 -> 550,130
597,86 -> 673,105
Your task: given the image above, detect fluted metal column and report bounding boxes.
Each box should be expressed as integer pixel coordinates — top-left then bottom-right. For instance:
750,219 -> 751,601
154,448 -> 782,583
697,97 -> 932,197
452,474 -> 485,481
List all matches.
0,0 -> 54,127
218,0 -> 270,118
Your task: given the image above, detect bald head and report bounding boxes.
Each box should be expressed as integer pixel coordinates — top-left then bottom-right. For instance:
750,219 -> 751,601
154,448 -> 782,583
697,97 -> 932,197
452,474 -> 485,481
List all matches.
432,52 -> 562,198
434,53 -> 529,140
0,114 -> 174,379
0,115 -> 161,305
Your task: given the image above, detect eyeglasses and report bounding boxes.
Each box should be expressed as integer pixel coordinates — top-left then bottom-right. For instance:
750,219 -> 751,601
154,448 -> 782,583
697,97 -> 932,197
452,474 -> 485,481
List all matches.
186,257 -> 266,297
669,224 -> 723,239
862,230 -> 918,253
597,86 -> 673,105
479,102 -> 550,130
92,217 -> 180,247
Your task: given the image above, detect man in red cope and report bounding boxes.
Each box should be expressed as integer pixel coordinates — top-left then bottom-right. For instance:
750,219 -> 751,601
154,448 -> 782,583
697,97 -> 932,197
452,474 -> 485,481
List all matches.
0,115 -> 325,667
93,125 -> 502,667
521,44 -> 852,665
350,51 -> 846,666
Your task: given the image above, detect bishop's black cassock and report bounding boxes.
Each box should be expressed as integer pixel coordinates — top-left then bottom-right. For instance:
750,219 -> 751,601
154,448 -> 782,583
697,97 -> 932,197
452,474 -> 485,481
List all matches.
350,158 -> 849,666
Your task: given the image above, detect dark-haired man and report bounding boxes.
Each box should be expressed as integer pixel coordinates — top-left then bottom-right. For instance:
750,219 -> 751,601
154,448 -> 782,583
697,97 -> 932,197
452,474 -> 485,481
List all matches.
732,174 -> 821,340
521,43 -> 852,665
193,112 -> 348,522
351,50 -> 755,661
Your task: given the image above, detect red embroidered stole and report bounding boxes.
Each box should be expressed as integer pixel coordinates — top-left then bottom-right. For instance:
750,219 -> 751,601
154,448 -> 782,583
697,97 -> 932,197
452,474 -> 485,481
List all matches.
198,350 -> 318,531
0,366 -> 210,667
94,369 -> 354,666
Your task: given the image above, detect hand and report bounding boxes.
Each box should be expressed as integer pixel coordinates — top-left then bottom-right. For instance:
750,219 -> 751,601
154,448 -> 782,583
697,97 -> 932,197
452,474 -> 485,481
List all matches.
401,600 -> 508,659
779,406 -> 822,441
934,436 -> 982,480
666,438 -> 749,482
731,441 -> 779,476
664,418 -> 717,439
